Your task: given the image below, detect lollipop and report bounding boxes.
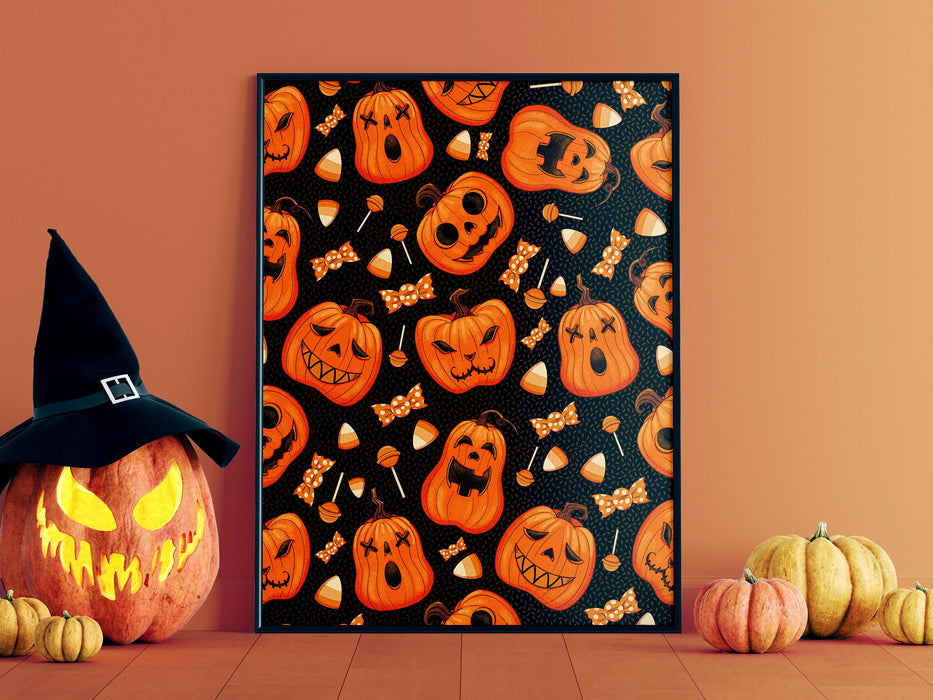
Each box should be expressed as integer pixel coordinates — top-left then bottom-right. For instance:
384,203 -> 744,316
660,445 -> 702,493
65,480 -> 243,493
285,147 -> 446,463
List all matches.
377,445 -> 406,498
529,80 -> 583,95
602,528 -> 621,571
389,325 -> 408,367
542,202 -> 583,223
390,224 -> 412,264
524,258 -> 549,309
602,415 -> 625,458
516,446 -> 538,487
357,195 -> 384,232
318,81 -> 341,96
319,472 -> 343,523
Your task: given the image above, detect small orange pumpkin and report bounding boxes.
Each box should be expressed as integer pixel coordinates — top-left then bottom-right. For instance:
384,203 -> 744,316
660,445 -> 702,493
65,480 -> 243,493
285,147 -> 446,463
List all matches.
633,500 -> 674,606
263,86 -> 311,175
629,249 -> 673,337
636,387 -> 674,478
421,80 -> 509,125
424,589 -> 521,626
630,101 -> 673,200
353,82 -> 433,184
282,299 -> 382,406
495,503 -> 596,611
261,512 -> 311,603
262,385 -> 309,488
558,275 -> 639,397
415,289 -> 515,394
353,490 -> 433,611
262,197 -> 308,321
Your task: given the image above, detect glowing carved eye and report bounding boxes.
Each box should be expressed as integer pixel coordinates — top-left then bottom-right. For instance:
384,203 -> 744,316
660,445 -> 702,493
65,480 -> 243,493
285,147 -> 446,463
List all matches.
133,461 -> 184,530
57,467 -> 117,531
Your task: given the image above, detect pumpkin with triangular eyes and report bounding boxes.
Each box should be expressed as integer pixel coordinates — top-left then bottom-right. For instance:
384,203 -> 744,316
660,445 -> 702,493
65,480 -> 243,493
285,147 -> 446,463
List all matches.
261,386 -> 308,488
263,86 -> 310,175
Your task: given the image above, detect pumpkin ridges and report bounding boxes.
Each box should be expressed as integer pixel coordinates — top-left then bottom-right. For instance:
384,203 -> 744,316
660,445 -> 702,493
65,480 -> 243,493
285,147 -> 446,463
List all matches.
694,581 -> 732,652
803,536 -> 851,638
830,536 -> 882,638
746,579 -> 782,653
716,579 -> 751,653
850,535 -> 898,629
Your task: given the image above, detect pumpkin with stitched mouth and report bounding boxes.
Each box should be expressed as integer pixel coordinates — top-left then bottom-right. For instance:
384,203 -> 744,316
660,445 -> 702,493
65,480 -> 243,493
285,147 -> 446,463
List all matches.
263,86 -> 310,175
633,500 -> 675,606
261,512 -> 310,603
415,172 -> 514,275
0,436 -> 219,644
421,80 -> 509,125
282,299 -> 382,406
415,289 -> 515,394
495,503 -> 595,610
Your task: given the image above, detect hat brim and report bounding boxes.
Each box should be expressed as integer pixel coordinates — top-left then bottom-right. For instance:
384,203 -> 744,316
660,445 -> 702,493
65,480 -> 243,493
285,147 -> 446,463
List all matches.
0,393 -> 239,472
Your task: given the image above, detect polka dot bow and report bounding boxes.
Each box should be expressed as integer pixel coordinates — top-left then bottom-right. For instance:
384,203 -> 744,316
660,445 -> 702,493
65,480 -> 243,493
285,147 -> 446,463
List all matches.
316,531 -> 345,563
593,478 -> 650,518
379,274 -> 435,313
477,131 -> 492,160
294,453 -> 336,507
500,239 -> 540,292
591,228 -> 631,280
530,402 -> 579,439
439,537 -> 467,561
311,242 -> 359,280
315,104 -> 345,136
613,81 -> 646,111
372,384 -> 427,426
585,589 -> 641,625
521,317 -> 551,349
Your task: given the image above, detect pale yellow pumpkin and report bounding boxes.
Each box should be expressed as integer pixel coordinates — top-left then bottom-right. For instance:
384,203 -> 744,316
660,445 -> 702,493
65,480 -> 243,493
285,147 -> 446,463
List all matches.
34,611 -> 103,662
879,583 -> 933,644
745,522 -> 896,638
0,589 -> 50,656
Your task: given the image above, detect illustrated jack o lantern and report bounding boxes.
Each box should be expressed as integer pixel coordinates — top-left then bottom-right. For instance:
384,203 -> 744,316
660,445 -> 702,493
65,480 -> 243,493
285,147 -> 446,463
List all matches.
0,436 -> 219,644
353,82 -> 433,184
263,197 -> 308,321
424,589 -> 521,626
501,105 -> 619,202
637,387 -> 674,478
629,249 -> 673,337
415,289 -> 515,394
415,172 -> 514,275
353,490 -> 433,611
558,275 -> 639,397
421,410 -> 513,534
262,385 -> 309,488
421,80 -> 509,125
630,101 -> 673,200
633,500 -> 674,605
495,503 -> 596,610
263,86 -> 311,175
282,299 -> 382,406
261,512 -> 311,603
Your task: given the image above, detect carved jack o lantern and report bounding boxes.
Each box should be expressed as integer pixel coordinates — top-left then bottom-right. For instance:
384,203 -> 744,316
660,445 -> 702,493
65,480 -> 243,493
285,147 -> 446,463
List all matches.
636,387 -> 674,478
424,589 -> 521,626
629,249 -> 674,338
261,512 -> 311,603
421,410 -> 513,534
495,503 -> 596,610
630,102 -> 674,201
633,500 -> 675,606
263,197 -> 308,322
353,490 -> 433,611
421,80 -> 509,125
262,385 -> 309,488
353,82 -> 433,184
0,436 -> 219,644
282,299 -> 382,406
263,86 -> 311,175
415,172 -> 514,276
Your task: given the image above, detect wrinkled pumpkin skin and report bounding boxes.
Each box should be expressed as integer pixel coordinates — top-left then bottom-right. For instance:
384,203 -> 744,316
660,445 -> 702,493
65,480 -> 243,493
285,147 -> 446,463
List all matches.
879,583 -> 933,645
745,522 -> 896,638
0,590 -> 51,656
34,612 -> 103,662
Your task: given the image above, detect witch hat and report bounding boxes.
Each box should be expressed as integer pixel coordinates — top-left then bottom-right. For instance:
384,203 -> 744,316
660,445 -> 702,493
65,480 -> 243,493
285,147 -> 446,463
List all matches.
0,230 -> 239,483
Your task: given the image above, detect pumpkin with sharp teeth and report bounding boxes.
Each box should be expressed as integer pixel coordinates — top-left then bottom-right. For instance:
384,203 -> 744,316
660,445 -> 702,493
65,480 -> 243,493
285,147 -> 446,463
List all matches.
495,503 -> 595,610
629,249 -> 674,337
262,385 -> 309,488
421,80 -> 509,125
261,512 -> 311,603
263,86 -> 311,175
0,435 -> 219,644
282,299 -> 382,406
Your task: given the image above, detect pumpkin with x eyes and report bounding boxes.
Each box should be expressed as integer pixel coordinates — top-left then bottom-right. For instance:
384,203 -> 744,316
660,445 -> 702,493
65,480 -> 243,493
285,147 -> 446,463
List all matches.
353,490 -> 433,611
261,512 -> 310,603
421,80 -> 509,125
282,299 -> 382,406
261,385 -> 308,488
630,249 -> 673,337
263,86 -> 310,175
0,436 -> 219,644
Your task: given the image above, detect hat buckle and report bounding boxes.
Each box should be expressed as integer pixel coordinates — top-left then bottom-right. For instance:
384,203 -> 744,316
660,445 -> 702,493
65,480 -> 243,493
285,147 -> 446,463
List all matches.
100,374 -> 141,405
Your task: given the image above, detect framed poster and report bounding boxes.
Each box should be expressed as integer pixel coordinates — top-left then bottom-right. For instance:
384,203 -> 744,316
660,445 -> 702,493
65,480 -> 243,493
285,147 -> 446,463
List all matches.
257,75 -> 679,631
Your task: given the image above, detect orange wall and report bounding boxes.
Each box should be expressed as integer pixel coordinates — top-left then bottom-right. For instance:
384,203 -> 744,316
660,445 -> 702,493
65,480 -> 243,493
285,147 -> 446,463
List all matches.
2,1 -> 931,632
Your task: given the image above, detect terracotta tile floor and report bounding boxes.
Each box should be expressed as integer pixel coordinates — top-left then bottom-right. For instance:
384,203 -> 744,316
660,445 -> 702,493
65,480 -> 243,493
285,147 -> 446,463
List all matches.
2,628 -> 932,699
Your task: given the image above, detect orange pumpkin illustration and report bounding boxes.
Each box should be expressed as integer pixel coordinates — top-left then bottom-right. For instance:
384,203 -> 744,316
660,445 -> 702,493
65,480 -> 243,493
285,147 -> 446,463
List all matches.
558,276 -> 639,397
424,589 -> 521,626
629,249 -> 674,337
353,82 -> 433,184
353,490 -> 434,611
415,289 -> 515,394
415,172 -> 514,275
633,500 -> 674,605
263,86 -> 311,175
261,512 -> 311,603
421,80 -> 509,125
262,385 -> 309,488
495,503 -> 596,610
630,101 -> 673,200
636,387 -> 674,478
501,105 -> 619,202
262,197 -> 307,321
282,299 -> 382,406
421,410 -> 513,534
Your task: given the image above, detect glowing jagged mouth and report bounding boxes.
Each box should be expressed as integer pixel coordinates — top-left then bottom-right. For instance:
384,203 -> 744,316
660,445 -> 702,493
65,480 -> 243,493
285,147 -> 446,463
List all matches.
36,490 -> 206,600
514,546 -> 573,589
300,343 -> 361,385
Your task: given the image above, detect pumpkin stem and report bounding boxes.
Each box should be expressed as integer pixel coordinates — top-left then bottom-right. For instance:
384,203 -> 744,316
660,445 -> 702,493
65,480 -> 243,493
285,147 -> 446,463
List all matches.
449,289 -> 474,319
424,601 -> 452,625
628,247 -> 658,288
370,488 -> 391,520
63,611 -> 71,619
372,81 -> 392,94
597,162 -> 620,205
635,389 -> 664,414
475,410 -> 517,434
416,184 -> 444,209
743,568 -> 758,585
916,582 -> 929,594
343,299 -> 375,320
556,503 -> 588,523
575,275 -> 599,306
810,522 -> 830,542
270,196 -> 311,221
651,100 -> 672,137
4,590 -> 12,602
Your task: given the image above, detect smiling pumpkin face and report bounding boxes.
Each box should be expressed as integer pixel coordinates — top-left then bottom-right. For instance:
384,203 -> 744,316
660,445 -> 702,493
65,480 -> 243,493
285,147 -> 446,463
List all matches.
421,80 -> 509,125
